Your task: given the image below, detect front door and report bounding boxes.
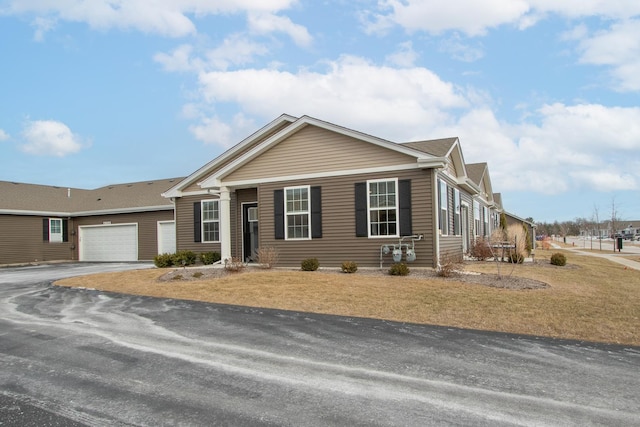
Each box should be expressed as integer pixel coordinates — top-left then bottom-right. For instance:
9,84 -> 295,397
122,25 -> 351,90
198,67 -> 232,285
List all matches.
242,203 -> 259,262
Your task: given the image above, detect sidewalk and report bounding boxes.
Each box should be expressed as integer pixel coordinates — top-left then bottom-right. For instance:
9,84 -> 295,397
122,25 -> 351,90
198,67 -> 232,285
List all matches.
550,243 -> 640,271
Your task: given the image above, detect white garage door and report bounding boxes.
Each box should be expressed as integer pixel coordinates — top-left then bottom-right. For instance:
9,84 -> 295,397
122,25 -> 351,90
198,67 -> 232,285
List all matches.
157,221 -> 176,254
79,223 -> 138,262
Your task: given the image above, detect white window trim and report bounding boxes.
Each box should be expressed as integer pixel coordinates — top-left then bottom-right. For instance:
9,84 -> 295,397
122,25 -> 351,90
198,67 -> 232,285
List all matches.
49,218 -> 63,243
473,200 -> 480,237
367,178 -> 399,238
439,179 -> 449,236
284,185 -> 311,240
201,199 -> 220,243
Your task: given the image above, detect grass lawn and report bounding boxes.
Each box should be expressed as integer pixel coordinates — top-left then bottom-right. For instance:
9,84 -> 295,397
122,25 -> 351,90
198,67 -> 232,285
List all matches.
55,249 -> 640,346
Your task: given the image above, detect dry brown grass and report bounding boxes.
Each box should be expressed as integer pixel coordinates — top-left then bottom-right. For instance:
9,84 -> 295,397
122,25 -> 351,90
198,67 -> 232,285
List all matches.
56,249 -> 640,346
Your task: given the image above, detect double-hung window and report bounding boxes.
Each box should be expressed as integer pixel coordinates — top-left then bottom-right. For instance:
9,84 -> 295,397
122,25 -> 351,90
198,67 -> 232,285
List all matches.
285,186 -> 310,239
453,188 -> 461,236
202,200 -> 220,242
49,218 -> 63,243
483,206 -> 489,236
368,179 -> 398,237
438,179 -> 448,235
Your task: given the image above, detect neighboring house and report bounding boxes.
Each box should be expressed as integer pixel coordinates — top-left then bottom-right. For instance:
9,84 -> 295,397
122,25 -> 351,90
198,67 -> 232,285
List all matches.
163,114 -> 514,268
0,178 -> 182,264
503,211 -> 537,251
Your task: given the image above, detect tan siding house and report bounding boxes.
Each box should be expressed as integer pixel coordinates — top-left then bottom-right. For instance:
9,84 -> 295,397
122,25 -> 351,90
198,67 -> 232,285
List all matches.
0,178 -> 180,264
164,114 -> 508,268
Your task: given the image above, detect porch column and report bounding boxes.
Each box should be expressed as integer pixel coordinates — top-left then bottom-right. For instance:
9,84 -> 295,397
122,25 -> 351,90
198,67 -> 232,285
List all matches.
220,186 -> 232,263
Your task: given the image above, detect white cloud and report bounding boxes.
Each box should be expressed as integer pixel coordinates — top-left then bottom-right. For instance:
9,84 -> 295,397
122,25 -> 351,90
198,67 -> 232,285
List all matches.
195,55 -> 468,143
20,120 -> 86,157
248,12 -> 312,47
0,129 -> 9,141
189,113 -> 257,148
6,0 -> 299,38
438,35 -> 484,62
385,41 -> 419,67
365,1 -> 640,36
154,44 -> 202,73
575,19 -> 640,91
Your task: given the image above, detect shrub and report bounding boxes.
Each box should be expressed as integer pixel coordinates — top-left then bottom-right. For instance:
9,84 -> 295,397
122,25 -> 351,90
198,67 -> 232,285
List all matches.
437,252 -> 463,277
192,272 -> 203,279
173,250 -> 197,266
154,253 -> 174,268
224,257 -> 245,272
341,261 -> 358,274
200,251 -> 221,265
550,252 -> 567,266
257,246 -> 279,269
301,258 -> 319,271
470,238 -> 493,261
388,262 -> 410,276
508,253 -> 524,264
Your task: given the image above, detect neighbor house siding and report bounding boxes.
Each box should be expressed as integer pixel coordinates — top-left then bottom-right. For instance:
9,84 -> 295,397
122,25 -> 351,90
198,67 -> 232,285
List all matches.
223,125 -> 417,184
255,168 -> 436,268
0,214 -> 73,264
437,174 -> 463,259
74,210 -> 173,260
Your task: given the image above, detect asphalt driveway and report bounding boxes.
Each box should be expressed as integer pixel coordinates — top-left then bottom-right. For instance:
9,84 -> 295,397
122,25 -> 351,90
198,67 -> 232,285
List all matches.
1,263 -> 639,426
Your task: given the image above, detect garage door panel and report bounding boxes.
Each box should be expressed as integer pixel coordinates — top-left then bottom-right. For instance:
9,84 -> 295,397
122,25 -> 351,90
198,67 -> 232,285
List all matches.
80,224 -> 138,262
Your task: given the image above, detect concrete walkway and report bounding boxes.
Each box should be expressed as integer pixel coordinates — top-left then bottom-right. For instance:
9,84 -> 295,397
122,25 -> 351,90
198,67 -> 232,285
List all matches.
550,243 -> 640,271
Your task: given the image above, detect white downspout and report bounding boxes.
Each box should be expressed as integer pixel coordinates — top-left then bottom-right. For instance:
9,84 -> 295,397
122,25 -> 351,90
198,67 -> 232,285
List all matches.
433,171 -> 441,269
219,186 -> 232,263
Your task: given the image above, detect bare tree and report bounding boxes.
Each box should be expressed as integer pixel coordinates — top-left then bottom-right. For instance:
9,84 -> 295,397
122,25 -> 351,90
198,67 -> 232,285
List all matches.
592,204 -> 602,251
611,197 -> 620,252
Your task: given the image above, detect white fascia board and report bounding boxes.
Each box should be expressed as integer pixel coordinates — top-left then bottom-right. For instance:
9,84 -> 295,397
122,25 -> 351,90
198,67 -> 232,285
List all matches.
417,157 -> 448,169
0,209 -> 71,217
1,205 -> 173,217
72,205 -> 173,217
457,177 -> 480,194
163,114 -> 298,197
222,163 -> 422,188
202,115 -> 439,188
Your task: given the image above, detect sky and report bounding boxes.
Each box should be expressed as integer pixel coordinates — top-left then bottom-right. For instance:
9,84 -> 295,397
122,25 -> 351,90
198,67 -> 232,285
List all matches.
1,1 -> 639,224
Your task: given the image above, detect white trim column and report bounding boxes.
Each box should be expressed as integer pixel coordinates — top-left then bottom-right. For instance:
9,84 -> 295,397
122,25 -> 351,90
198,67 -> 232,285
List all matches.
219,186 -> 232,262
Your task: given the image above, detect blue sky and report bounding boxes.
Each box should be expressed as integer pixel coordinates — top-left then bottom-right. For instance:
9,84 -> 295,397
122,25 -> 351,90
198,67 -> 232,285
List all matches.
1,1 -> 639,224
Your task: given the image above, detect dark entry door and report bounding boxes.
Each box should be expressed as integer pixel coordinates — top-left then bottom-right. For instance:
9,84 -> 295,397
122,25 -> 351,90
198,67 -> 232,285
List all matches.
243,203 -> 259,262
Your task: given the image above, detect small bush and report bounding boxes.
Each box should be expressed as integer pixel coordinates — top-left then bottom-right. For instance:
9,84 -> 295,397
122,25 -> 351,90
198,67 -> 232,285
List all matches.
470,238 -> 493,261
200,251 -> 221,265
301,258 -> 319,271
154,253 -> 174,268
257,246 -> 279,269
224,257 -> 245,272
173,250 -> 197,266
388,262 -> 410,276
437,252 -> 463,277
341,261 -> 358,274
508,253 -> 524,264
550,252 -> 567,266
192,272 -> 203,279
171,274 -> 183,280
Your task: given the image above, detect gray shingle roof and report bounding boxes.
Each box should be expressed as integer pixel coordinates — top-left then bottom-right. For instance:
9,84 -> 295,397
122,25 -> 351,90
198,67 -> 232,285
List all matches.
465,163 -> 487,186
0,177 -> 183,215
400,137 -> 458,157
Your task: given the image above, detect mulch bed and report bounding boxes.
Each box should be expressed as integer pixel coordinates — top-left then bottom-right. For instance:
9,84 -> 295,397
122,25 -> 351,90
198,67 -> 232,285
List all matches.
159,262 -> 551,290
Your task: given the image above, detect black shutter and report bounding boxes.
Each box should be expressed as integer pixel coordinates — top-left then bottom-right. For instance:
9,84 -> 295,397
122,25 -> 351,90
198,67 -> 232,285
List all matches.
193,202 -> 201,243
43,218 -> 49,241
62,219 -> 69,243
311,186 -> 322,238
399,179 -> 412,236
355,182 -> 367,237
274,189 -> 284,239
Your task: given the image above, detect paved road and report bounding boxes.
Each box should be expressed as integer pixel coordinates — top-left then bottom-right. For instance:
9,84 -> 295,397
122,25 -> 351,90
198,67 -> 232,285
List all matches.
1,264 -> 639,426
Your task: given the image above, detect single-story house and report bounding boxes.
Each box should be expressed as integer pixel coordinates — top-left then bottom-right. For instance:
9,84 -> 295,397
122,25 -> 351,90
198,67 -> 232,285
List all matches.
162,114 -> 508,268
0,178 -> 182,264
